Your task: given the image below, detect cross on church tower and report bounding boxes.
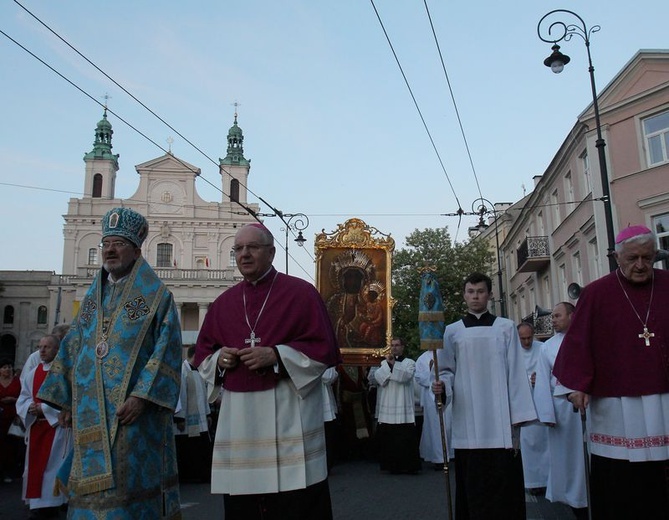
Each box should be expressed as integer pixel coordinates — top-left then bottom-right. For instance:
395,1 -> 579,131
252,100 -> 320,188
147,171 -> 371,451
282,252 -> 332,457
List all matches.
231,100 -> 242,121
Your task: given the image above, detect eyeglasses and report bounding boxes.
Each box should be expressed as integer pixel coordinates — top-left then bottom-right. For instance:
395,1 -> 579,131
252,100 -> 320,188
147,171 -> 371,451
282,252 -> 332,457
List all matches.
231,243 -> 272,254
99,240 -> 131,250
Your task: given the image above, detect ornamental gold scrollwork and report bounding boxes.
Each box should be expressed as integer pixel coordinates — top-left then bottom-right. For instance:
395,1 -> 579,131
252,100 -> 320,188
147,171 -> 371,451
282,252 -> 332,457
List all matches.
315,219 -> 395,366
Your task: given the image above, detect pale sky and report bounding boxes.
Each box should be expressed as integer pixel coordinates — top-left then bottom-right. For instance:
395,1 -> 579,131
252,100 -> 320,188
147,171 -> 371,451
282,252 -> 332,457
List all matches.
1,0 -> 668,281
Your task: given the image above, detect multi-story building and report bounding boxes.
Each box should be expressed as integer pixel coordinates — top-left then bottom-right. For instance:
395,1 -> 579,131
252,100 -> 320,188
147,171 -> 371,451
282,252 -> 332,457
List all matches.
0,110 -> 258,366
499,50 -> 669,328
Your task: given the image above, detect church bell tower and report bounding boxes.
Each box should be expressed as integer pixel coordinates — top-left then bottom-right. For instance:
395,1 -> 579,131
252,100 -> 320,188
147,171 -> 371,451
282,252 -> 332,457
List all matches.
83,107 -> 119,199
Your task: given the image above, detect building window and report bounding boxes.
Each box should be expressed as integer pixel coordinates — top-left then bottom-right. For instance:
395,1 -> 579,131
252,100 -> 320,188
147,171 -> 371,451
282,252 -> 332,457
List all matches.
3,306 -> 14,325
529,287 -> 536,313
157,243 -> 173,268
643,110 -> 669,166
558,264 -> 567,301
580,150 -> 592,194
537,212 -> 545,236
88,248 -> 98,265
551,190 -> 561,228
572,251 -> 583,286
565,171 -> 574,205
653,213 -> 669,269
543,275 -> 550,307
37,306 -> 48,325
92,173 -> 103,198
589,238 -> 601,280
229,250 -> 237,268
230,179 -> 240,202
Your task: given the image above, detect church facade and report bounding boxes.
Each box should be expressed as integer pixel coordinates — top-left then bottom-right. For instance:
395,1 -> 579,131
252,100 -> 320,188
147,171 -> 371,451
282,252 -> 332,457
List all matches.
0,110 -> 258,366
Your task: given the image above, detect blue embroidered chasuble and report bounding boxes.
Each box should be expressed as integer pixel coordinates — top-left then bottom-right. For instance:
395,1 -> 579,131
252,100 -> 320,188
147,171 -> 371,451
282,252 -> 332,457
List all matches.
39,257 -> 183,519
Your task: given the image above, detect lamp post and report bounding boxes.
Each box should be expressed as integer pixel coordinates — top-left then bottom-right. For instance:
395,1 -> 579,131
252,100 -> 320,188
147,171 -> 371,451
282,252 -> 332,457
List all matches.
538,9 -> 617,272
280,212 -> 309,274
472,198 -> 506,317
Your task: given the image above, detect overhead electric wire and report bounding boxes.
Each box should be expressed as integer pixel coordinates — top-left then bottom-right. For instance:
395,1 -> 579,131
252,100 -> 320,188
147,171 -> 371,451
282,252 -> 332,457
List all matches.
369,0 -> 463,212
422,0 -> 484,201
11,0 -> 317,280
11,0 -> 260,214
0,26 -> 315,280
0,28 -> 238,212
2,180 -> 599,217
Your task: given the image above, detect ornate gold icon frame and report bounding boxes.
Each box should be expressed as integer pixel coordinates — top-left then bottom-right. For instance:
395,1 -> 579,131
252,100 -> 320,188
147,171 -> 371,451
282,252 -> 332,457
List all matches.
315,218 -> 395,366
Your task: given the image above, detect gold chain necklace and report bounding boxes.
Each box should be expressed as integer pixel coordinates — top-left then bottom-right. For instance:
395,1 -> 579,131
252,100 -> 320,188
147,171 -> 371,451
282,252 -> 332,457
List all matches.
616,269 -> 655,347
242,271 -> 279,348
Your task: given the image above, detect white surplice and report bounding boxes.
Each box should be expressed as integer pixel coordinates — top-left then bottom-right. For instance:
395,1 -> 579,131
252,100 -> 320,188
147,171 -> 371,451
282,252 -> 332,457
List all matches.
534,333 -> 588,508
437,317 -> 537,449
16,362 -> 72,510
374,357 -> 416,424
520,339 -> 549,488
174,360 -> 210,436
198,345 -> 327,495
321,366 -> 338,422
415,351 -> 453,462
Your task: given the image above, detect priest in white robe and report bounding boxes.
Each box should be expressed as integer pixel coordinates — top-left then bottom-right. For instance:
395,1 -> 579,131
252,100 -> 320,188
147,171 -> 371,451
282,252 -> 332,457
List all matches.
321,366 -> 339,470
415,350 -> 453,466
534,303 -> 588,519
374,338 -> 421,473
174,346 -> 212,482
16,334 -> 72,518
517,322 -> 549,493
434,273 -> 537,519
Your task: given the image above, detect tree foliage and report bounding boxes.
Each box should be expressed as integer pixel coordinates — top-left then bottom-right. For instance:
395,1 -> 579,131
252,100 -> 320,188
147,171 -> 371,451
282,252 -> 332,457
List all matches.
391,227 -> 494,360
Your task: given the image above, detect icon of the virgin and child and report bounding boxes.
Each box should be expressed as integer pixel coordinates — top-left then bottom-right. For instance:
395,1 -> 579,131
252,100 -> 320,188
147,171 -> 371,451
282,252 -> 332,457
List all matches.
325,249 -> 386,349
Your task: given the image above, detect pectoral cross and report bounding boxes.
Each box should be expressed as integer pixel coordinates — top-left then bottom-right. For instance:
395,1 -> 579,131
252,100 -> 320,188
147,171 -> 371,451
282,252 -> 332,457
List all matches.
639,327 -> 655,347
245,331 -> 261,348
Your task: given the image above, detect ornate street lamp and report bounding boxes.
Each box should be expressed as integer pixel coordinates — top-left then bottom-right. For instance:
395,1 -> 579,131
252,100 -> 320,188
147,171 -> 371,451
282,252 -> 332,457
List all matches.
280,213 -> 310,274
538,9 -> 617,272
472,198 -> 506,317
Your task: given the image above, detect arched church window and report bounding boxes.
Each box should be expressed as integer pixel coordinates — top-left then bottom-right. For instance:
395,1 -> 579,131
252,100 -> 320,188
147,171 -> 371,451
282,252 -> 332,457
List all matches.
92,174 -> 103,198
88,248 -> 98,265
37,306 -> 48,325
157,243 -> 173,268
3,305 -> 14,325
230,179 -> 240,202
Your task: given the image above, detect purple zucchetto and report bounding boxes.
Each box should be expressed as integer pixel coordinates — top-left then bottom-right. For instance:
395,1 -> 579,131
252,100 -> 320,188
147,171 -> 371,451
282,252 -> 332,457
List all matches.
615,225 -> 652,244
102,207 -> 149,247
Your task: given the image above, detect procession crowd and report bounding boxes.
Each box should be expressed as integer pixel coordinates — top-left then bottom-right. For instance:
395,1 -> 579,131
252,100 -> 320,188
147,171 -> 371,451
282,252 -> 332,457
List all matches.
0,208 -> 667,520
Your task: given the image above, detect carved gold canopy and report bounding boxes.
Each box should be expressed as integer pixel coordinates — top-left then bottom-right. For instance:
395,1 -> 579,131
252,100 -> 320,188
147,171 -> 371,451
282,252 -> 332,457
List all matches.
315,218 -> 395,366
314,218 -> 395,253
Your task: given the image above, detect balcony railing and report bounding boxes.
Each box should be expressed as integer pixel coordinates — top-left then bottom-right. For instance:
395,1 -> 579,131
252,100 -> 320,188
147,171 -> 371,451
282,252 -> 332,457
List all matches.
154,268 -> 240,281
79,267 -> 240,282
521,313 -> 553,338
517,236 -> 550,273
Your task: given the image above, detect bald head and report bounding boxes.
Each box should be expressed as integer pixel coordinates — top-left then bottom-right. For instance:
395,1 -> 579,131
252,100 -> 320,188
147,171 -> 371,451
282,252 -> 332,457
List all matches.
518,322 -> 535,350
38,334 -> 60,364
551,302 -> 574,334
233,225 -> 276,282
